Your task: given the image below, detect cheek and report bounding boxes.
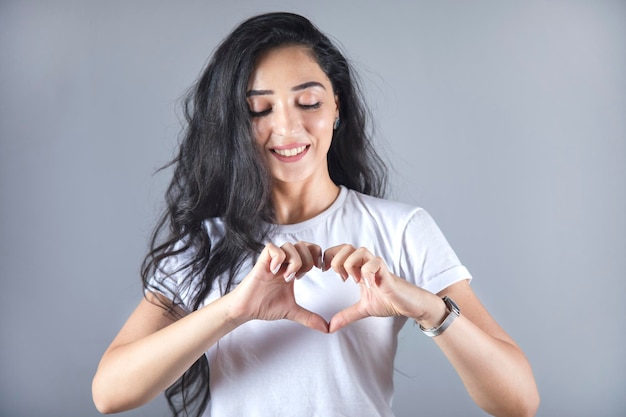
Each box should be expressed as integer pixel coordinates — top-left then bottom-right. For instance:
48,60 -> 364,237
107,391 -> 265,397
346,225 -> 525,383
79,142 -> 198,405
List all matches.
304,113 -> 333,134
251,119 -> 269,144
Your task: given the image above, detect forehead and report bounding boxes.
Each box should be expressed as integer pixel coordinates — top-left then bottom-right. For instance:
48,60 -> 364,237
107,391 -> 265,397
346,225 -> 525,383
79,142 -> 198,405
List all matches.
248,45 -> 330,89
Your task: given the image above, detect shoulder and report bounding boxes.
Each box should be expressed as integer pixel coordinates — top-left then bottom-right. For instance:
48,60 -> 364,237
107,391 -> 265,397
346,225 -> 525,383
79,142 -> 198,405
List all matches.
343,188 -> 425,224
342,189 -> 447,243
202,217 -> 226,239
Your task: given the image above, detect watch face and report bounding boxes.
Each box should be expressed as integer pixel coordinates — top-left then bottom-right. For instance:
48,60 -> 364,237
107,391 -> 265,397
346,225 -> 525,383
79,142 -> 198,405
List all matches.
443,296 -> 460,314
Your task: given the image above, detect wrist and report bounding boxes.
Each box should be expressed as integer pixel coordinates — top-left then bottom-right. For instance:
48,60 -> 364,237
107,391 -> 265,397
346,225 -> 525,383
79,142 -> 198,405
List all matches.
417,296 -> 460,337
414,295 -> 448,329
219,291 -> 251,328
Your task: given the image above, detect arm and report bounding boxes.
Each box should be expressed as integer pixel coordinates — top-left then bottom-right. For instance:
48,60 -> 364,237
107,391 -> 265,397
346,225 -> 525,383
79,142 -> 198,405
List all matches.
434,280 -> 540,417
92,291 -> 240,414
92,242 -> 327,414
325,245 -> 540,417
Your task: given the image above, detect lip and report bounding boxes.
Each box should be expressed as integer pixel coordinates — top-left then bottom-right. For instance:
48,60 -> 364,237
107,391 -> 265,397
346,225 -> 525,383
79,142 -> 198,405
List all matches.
270,144 -> 310,162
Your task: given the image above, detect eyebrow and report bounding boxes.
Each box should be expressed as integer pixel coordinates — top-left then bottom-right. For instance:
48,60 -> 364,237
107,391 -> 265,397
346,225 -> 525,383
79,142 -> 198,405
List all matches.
246,81 -> 326,97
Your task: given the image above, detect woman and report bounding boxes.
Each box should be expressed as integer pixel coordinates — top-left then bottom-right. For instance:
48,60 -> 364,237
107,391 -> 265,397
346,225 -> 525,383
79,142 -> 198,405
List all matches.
92,12 -> 539,417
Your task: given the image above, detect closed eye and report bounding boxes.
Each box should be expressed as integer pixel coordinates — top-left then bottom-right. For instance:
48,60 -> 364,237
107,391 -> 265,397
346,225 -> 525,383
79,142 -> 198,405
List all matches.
249,102 -> 321,117
299,102 -> 321,110
249,108 -> 272,117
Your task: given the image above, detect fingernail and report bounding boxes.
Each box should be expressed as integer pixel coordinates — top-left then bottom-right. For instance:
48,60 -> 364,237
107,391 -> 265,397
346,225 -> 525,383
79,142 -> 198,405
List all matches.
317,254 -> 323,269
350,274 -> 358,284
271,263 -> 281,275
363,277 -> 371,288
285,272 -> 296,282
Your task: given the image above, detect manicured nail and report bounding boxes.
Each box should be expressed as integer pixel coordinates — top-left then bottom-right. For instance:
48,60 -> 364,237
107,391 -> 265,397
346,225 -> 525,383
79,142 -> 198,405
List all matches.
285,272 -> 296,282
363,277 -> 371,288
271,263 -> 281,275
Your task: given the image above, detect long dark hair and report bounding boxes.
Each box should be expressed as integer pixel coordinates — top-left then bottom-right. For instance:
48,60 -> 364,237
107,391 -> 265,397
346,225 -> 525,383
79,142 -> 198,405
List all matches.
141,12 -> 387,416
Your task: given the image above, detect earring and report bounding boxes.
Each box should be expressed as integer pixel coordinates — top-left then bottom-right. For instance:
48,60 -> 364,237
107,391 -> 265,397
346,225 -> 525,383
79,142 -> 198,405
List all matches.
333,117 -> 340,130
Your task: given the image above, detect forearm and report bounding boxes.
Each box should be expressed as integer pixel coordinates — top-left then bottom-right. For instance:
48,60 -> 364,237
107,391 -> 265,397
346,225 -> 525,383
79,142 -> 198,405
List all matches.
432,316 -> 539,417
93,241 -> 327,414
92,293 -> 241,413
402,281 -> 539,417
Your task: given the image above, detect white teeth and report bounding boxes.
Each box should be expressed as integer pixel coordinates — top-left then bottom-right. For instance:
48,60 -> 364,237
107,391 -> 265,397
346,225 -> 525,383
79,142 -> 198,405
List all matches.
274,146 -> 306,157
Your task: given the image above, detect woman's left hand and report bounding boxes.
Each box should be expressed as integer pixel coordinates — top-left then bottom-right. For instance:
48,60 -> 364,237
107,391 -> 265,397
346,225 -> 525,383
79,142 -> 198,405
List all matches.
323,244 -> 446,333
324,244 -> 541,416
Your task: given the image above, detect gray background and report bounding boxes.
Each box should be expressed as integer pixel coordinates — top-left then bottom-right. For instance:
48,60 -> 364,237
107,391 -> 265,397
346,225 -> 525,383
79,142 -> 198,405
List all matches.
1,1 -> 624,416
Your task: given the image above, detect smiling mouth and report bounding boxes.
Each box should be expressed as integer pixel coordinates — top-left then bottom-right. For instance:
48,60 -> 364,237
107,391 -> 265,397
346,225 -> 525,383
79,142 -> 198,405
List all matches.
272,145 -> 308,157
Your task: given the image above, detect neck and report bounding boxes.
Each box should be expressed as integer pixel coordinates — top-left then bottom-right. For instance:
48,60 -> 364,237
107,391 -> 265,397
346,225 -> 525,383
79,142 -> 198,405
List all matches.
271,178 -> 340,225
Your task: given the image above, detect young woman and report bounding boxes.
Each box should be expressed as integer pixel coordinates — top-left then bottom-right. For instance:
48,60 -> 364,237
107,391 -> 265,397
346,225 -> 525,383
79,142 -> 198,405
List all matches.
92,12 -> 539,417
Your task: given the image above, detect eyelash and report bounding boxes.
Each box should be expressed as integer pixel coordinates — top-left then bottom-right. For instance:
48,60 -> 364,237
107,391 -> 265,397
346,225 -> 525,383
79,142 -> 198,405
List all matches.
249,109 -> 271,117
249,102 -> 322,117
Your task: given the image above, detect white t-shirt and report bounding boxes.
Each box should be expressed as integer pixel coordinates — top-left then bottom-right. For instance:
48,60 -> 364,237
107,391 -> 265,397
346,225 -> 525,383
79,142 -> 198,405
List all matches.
151,186 -> 471,416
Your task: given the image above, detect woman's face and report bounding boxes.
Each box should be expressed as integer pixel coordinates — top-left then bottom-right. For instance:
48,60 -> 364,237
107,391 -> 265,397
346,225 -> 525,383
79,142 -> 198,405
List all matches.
247,45 -> 339,187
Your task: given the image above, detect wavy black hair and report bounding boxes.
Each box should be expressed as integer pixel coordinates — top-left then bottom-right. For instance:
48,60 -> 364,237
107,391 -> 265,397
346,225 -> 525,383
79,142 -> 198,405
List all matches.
141,11 -> 387,416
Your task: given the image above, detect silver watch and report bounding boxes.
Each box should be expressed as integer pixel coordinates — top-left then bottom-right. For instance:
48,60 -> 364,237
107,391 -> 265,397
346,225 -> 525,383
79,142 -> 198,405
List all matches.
419,296 -> 460,337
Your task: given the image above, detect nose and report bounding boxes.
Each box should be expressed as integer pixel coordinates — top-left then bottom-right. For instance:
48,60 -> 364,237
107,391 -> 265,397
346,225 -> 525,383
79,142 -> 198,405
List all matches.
271,104 -> 300,136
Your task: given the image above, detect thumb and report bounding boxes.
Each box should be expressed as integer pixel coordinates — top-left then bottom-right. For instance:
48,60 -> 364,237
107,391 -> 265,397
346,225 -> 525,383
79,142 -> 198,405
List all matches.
287,306 -> 329,334
329,303 -> 368,333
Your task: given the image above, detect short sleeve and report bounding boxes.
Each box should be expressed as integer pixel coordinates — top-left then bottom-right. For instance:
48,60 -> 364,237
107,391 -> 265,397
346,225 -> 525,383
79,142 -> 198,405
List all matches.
144,240 -> 197,314
399,208 -> 471,295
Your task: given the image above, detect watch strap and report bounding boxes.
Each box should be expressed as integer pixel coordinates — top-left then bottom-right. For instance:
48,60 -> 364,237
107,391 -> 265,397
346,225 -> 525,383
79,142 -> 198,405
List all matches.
419,296 -> 460,337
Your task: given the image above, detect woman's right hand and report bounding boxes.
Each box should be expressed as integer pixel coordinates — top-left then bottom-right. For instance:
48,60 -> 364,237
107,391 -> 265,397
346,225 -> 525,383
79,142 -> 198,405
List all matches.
93,241 -> 327,413
228,241 -> 329,333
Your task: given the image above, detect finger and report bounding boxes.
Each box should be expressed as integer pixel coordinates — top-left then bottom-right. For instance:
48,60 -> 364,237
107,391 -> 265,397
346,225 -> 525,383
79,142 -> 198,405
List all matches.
287,305 -> 329,333
356,255 -> 387,288
293,242 -> 320,278
280,242 -> 302,282
322,244 -> 346,272
323,244 -> 356,281
329,303 -> 368,333
257,243 -> 286,276
306,243 -> 324,270
343,247 -> 376,285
